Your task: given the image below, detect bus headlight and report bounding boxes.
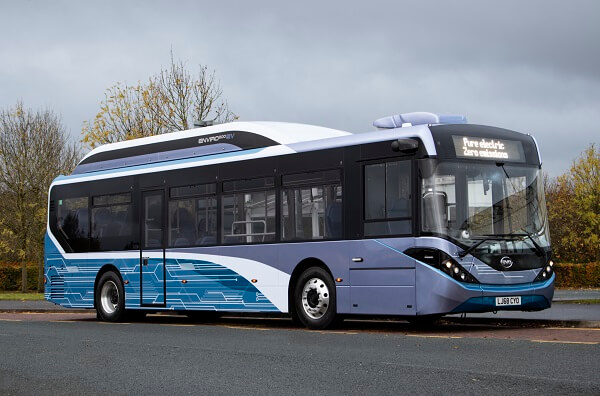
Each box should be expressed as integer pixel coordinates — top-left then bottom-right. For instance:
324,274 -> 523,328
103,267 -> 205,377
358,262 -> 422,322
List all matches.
534,259 -> 554,282
405,248 -> 479,284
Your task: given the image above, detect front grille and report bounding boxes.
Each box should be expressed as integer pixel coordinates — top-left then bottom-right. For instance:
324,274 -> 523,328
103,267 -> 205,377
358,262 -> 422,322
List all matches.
50,275 -> 64,299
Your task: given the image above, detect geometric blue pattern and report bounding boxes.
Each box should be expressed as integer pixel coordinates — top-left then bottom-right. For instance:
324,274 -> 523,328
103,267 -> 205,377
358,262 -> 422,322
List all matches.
44,233 -> 278,312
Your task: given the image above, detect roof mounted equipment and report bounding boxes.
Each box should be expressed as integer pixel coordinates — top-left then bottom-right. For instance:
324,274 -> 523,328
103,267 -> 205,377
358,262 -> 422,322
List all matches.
373,112 -> 467,129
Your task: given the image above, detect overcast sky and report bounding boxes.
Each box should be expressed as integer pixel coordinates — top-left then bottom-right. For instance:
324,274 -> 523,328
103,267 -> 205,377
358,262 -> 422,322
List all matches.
1,0 -> 599,176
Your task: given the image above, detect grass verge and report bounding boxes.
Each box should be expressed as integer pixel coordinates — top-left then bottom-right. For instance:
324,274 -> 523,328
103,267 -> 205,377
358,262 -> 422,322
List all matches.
554,299 -> 600,305
0,292 -> 44,301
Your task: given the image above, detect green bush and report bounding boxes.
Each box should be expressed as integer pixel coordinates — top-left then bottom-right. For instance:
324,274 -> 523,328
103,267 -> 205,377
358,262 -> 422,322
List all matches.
2,262 -> 598,291
0,263 -> 40,292
554,262 -> 600,288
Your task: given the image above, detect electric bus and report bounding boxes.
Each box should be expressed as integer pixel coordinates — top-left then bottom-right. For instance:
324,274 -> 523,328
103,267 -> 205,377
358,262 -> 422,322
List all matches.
44,112 -> 554,329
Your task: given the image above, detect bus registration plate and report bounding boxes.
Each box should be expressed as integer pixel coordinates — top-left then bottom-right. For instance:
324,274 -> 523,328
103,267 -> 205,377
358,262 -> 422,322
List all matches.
495,296 -> 521,306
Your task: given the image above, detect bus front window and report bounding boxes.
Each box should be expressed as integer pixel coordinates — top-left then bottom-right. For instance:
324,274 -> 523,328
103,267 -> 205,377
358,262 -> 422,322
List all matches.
420,159 -> 551,268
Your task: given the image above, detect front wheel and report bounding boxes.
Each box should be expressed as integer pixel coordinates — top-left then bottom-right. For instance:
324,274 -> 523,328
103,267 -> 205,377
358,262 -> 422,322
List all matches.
293,267 -> 338,329
95,271 -> 126,322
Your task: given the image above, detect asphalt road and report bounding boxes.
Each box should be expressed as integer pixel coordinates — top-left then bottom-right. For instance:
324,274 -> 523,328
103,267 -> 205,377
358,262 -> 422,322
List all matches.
1,314 -> 599,395
2,299 -> 599,323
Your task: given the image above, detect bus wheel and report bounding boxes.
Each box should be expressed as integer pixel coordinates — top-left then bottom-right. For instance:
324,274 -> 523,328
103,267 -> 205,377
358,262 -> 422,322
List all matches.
294,266 -> 337,330
95,271 -> 126,322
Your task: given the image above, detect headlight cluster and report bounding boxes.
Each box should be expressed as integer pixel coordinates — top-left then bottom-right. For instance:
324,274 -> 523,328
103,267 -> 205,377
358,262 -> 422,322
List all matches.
404,247 -> 479,284
534,259 -> 554,282
440,258 -> 479,283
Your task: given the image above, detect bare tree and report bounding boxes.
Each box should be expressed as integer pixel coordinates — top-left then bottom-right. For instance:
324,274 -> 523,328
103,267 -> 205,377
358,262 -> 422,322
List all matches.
0,102 -> 80,292
82,53 -> 237,148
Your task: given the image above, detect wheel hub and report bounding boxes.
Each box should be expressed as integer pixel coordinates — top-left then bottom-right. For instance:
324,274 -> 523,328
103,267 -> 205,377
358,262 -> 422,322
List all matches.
307,289 -> 319,308
301,277 -> 330,320
100,280 -> 119,315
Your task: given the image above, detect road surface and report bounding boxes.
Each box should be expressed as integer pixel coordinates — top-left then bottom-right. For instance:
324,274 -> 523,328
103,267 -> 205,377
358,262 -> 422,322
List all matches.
1,313 -> 598,395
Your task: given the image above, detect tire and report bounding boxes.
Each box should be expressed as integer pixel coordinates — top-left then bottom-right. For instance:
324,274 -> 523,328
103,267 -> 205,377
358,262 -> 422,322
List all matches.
95,271 -> 126,322
293,266 -> 338,330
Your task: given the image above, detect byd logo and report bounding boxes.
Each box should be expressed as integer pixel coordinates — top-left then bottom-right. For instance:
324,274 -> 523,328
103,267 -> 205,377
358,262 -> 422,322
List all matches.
500,256 -> 514,269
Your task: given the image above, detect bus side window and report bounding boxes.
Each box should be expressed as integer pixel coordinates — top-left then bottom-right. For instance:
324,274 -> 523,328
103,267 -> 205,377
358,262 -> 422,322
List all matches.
222,190 -> 276,244
364,161 -> 412,237
90,193 -> 134,251
281,184 -> 342,241
167,196 -> 217,247
168,183 -> 218,247
56,196 -> 89,252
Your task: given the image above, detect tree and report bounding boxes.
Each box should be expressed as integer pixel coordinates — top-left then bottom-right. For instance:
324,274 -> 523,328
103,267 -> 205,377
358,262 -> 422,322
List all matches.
0,102 -> 80,292
569,144 -> 600,261
82,54 -> 237,148
545,144 -> 600,263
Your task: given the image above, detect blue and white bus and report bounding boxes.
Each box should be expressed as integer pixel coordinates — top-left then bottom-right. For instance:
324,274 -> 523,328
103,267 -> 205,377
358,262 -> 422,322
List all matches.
44,112 -> 554,329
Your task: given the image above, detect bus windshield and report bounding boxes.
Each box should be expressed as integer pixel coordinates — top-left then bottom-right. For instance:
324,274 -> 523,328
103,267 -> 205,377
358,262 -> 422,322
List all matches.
420,159 -> 550,259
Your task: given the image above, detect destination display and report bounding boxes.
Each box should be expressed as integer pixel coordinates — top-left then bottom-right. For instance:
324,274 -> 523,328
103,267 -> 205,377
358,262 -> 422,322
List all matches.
452,135 -> 525,162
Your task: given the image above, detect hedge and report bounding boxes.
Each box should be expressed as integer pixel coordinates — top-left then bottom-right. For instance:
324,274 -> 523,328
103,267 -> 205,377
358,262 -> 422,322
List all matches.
1,262 -> 599,291
0,263 -> 40,292
554,262 -> 600,288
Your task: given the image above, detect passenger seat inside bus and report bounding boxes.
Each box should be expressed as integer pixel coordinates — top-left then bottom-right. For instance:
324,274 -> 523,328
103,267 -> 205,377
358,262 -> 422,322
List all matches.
325,202 -> 342,238
92,208 -> 111,238
173,208 -> 195,247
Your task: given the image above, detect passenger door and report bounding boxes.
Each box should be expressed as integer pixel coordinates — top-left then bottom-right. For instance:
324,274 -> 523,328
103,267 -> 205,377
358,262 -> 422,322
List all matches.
349,159 -> 416,315
140,190 -> 166,306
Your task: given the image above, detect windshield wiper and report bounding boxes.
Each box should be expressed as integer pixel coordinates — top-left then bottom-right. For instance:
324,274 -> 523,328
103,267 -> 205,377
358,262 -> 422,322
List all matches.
481,231 -> 545,257
517,229 -> 545,257
458,237 -> 502,258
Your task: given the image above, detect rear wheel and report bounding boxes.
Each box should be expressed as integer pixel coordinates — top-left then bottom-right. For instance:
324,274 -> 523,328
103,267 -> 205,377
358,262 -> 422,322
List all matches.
294,266 -> 338,329
95,271 -> 126,322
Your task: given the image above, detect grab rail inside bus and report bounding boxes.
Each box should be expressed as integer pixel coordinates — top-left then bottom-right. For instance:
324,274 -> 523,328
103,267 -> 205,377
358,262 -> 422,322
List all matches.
227,220 -> 275,242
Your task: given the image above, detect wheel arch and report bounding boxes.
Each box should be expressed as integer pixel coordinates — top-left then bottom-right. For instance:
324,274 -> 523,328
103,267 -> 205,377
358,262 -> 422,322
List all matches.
93,264 -> 124,308
287,257 -> 334,317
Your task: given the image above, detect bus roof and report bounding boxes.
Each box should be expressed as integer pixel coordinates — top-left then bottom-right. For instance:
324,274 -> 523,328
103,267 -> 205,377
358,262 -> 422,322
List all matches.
74,121 -> 351,175
64,121 -> 438,181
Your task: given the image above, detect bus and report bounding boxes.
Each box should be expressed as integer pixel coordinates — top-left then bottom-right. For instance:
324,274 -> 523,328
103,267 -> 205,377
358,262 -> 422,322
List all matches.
44,112 -> 554,329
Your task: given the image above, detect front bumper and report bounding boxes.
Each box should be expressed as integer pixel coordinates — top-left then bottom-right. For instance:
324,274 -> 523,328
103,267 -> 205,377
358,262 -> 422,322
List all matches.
416,263 -> 555,315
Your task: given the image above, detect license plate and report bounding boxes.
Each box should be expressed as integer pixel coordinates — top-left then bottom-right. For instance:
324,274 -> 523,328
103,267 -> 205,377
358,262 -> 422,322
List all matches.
495,296 -> 521,306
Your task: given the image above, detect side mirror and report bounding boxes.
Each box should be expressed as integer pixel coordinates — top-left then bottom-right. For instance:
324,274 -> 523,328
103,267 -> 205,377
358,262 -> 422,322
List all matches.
391,138 -> 419,153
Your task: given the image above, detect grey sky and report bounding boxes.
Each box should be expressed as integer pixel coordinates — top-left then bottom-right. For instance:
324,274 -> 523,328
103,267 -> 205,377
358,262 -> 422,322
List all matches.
1,0 -> 598,176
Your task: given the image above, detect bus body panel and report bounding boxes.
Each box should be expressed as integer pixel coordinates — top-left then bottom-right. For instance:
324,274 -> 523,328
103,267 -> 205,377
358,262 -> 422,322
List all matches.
45,232 -> 554,316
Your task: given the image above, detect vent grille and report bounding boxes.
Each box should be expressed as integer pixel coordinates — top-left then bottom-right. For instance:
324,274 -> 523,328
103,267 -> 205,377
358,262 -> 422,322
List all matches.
49,200 -> 55,212
50,275 -> 64,299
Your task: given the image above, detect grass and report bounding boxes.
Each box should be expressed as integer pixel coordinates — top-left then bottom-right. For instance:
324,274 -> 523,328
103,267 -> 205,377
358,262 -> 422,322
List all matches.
0,292 -> 44,301
555,299 -> 600,305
